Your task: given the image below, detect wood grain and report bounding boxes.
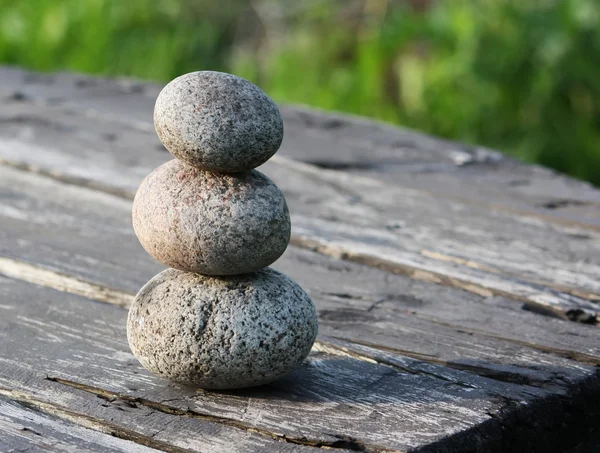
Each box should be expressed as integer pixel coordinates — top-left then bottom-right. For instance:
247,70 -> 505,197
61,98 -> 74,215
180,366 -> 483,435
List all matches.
2,275 -> 598,453
0,376 -> 319,453
2,164 -> 600,389
1,66 -> 598,230
0,395 -> 166,453
280,105 -> 600,229
1,67 -> 600,451
0,99 -> 599,323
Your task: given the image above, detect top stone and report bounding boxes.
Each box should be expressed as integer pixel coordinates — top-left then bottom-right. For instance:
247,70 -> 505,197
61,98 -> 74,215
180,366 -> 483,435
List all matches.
154,71 -> 284,173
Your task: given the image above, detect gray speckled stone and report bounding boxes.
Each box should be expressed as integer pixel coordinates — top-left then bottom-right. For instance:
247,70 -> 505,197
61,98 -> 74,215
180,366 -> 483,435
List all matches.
132,159 -> 290,275
127,268 -> 318,389
154,71 -> 283,173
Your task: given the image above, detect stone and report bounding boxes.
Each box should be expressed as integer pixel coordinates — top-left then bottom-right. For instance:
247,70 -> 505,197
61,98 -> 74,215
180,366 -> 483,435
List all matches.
127,267 -> 319,389
154,71 -> 283,173
132,159 -> 290,275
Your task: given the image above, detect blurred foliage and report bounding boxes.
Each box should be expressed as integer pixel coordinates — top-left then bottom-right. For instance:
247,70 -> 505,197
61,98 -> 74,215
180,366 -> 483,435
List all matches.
1,0 -> 599,185
0,0 -> 241,80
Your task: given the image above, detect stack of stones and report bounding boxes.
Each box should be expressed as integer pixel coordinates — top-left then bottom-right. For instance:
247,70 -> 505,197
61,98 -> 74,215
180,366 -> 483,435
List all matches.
127,71 -> 318,390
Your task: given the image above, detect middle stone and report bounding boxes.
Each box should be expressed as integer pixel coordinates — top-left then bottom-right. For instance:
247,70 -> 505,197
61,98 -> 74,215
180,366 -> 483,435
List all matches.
132,159 -> 291,275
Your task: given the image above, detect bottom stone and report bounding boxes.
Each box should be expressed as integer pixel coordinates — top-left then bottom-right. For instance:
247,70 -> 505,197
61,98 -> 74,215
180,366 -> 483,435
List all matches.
127,267 -> 318,389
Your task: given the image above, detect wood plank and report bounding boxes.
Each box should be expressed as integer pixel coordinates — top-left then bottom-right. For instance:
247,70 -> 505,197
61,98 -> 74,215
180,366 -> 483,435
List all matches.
0,80 -> 594,448
0,387 -> 320,453
280,105 -> 600,229
0,101 -> 599,322
0,278 -> 351,452
0,163 -> 163,294
2,164 -> 600,392
0,366 -> 320,453
0,395 -> 165,453
1,65 -> 598,230
271,156 -> 600,305
1,275 -> 596,453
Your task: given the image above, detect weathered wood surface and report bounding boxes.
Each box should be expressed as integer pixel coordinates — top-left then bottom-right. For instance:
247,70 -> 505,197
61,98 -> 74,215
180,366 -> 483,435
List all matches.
1,82 -> 599,324
0,67 -> 600,452
0,395 -> 164,453
1,274 -> 598,453
2,164 -> 599,388
1,66 -> 598,229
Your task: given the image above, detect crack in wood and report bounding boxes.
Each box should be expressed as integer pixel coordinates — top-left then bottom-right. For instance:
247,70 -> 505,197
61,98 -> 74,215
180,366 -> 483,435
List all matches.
5,77 -> 600,237
2,68 -> 600,453
302,159 -> 376,171
42,377 -> 392,452
326,337 -> 570,390
539,199 -> 593,210
325,296 -> 600,367
0,386 -> 198,453
290,236 -> 598,325
313,340 -> 479,389
3,253 -> 600,382
1,157 -> 598,324
269,151 -> 600,230
32,366 -> 600,453
414,317 -> 600,366
421,250 -> 600,304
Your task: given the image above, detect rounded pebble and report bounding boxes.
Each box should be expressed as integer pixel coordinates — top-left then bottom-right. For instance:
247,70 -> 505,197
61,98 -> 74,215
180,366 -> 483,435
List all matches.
154,71 -> 283,173
127,268 -> 318,389
132,159 -> 290,275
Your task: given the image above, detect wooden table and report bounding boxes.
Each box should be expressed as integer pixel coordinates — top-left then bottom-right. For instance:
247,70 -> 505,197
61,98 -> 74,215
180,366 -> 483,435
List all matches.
1,67 -> 599,453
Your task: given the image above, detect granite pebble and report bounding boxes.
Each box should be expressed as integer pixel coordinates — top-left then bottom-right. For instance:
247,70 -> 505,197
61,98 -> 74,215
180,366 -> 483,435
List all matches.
127,267 -> 318,389
132,159 -> 290,275
154,71 -> 283,173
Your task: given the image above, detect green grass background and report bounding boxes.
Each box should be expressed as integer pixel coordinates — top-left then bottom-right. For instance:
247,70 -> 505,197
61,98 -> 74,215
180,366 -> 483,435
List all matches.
1,0 -> 599,185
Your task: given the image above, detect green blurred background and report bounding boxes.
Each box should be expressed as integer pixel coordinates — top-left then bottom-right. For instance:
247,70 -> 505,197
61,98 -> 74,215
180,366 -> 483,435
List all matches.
1,0 -> 599,184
